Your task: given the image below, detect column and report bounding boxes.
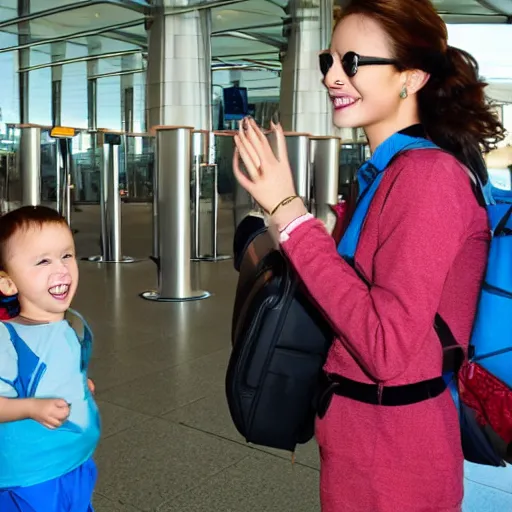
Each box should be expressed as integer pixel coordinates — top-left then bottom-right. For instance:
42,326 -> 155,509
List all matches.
121,55 -> 135,133
51,42 -> 66,127
17,0 -> 30,124
87,60 -> 98,132
146,1 -> 212,131
279,0 -> 333,136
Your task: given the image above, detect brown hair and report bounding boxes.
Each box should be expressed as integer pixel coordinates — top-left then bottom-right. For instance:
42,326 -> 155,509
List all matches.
0,206 -> 69,271
338,0 -> 505,180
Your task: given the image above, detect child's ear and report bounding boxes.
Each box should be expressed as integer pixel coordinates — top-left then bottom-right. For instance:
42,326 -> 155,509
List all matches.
0,272 -> 17,296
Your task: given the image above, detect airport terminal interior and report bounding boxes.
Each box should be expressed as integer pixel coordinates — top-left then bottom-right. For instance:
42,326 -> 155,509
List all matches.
1,0 -> 512,510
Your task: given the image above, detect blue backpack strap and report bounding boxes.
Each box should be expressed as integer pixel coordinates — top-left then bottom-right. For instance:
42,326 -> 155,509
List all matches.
66,309 -> 93,372
338,134 -> 439,261
2,322 -> 46,399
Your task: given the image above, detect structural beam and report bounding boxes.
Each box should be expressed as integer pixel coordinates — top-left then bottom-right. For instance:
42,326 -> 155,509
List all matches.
0,20 -> 144,54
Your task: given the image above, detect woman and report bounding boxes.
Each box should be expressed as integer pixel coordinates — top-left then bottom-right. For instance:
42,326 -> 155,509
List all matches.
232,1 -> 504,511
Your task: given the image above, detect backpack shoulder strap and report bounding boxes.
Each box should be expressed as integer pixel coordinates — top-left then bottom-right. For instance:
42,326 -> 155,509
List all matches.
2,322 -> 45,398
66,309 -> 93,371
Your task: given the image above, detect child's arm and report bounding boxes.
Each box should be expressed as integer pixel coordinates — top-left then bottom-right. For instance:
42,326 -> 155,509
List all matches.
0,397 -> 34,422
0,397 -> 70,429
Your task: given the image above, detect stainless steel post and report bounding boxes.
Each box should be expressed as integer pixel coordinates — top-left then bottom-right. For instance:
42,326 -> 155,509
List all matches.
85,132 -> 135,263
191,130 -> 207,261
268,131 -> 311,208
87,78 -> 98,132
19,126 -> 41,206
64,140 -> 72,225
141,126 -> 209,302
152,134 -> 159,260
310,136 -> 341,229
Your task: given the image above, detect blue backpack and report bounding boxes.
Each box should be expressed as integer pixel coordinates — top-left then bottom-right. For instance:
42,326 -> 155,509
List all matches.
339,132 -> 512,467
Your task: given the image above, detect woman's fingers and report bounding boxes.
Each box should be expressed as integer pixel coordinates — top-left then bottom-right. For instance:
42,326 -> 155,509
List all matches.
232,146 -> 256,193
234,134 -> 261,182
271,121 -> 289,163
245,118 -> 276,165
238,121 -> 261,171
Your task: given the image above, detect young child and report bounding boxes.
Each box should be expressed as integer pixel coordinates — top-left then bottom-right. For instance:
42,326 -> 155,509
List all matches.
0,205 -> 101,511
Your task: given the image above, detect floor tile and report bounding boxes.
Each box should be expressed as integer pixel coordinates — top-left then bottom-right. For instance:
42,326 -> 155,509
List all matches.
93,492 -> 142,512
156,453 -> 320,512
96,399 -> 151,439
96,349 -> 230,416
163,389 -> 320,470
95,417 -> 250,511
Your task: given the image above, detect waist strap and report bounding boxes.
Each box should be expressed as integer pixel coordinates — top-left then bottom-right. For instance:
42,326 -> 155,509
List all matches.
317,373 -> 447,419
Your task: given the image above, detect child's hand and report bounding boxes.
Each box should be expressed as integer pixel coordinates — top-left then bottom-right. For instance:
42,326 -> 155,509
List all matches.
28,398 -> 70,429
87,379 -> 95,395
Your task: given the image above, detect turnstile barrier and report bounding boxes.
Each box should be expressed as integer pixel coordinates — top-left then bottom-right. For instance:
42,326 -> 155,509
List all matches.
84,131 -> 135,263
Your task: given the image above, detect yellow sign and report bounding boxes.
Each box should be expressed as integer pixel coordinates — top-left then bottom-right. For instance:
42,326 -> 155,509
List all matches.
50,126 -> 76,138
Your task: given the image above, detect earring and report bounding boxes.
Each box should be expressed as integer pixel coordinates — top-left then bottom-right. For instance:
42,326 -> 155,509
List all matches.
399,84 -> 408,99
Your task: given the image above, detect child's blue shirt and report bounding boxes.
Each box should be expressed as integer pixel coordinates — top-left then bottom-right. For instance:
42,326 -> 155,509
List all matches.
0,312 -> 100,488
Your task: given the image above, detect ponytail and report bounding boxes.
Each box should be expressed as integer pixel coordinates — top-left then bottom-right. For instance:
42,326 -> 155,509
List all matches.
419,46 -> 505,181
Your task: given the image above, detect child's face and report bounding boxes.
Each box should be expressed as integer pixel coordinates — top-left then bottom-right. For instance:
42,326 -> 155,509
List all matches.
2,222 -> 78,322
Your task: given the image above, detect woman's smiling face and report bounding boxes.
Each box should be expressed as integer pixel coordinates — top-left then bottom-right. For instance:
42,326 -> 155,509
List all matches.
323,14 -> 405,134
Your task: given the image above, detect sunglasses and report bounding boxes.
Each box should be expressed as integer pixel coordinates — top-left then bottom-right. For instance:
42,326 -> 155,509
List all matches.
319,51 -> 397,78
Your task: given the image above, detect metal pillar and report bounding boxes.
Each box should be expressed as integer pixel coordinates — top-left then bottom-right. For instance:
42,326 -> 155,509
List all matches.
51,80 -> 62,127
142,127 -> 210,302
19,126 -> 41,206
191,130 -> 207,260
51,126 -> 79,228
85,132 -> 135,263
310,136 -> 340,229
17,0 -> 30,124
57,138 -> 72,224
87,79 -> 98,132
268,131 -> 311,208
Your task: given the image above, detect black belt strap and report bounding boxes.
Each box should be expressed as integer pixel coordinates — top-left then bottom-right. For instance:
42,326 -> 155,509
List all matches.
317,373 -> 447,419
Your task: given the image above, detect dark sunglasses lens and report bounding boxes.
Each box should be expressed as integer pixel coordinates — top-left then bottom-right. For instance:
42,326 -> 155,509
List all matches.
342,52 -> 358,77
319,53 -> 333,77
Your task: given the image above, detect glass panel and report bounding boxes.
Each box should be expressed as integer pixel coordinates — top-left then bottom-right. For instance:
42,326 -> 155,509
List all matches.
0,0 -> 16,23
448,25 -> 512,81
132,71 -> 145,133
62,62 -> 88,129
72,132 -> 101,203
40,129 -> 58,204
124,135 -> 154,201
97,76 -> 121,130
0,126 -> 18,214
28,66 -> 52,125
0,52 -> 20,127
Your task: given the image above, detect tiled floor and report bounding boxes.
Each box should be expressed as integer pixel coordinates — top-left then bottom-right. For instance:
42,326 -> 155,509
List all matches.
70,204 -> 511,511
70,204 -> 321,512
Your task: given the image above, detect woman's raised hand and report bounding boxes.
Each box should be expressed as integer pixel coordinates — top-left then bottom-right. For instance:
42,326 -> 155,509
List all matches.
233,117 -> 299,215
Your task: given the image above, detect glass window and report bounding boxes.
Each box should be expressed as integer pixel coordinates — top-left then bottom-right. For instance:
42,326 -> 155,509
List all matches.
29,49 -> 51,125
62,62 -> 87,129
97,76 -> 121,131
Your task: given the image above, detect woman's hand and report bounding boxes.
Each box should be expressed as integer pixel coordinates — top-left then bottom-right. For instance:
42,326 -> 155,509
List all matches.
233,117 -> 304,219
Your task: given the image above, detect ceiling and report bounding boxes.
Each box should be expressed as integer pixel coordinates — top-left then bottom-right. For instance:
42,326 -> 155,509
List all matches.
0,0 -> 511,86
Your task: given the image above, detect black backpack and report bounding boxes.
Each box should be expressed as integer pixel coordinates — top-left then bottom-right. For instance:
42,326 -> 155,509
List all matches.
226,215 -> 333,452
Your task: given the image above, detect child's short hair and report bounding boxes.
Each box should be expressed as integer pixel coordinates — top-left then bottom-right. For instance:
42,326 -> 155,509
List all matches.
0,206 -> 69,271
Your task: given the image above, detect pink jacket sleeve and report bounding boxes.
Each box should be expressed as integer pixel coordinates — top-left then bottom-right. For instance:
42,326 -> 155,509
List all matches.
281,154 -> 473,382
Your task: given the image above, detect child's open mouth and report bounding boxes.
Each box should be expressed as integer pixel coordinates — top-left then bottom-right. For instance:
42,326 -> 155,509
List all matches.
48,284 -> 70,301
